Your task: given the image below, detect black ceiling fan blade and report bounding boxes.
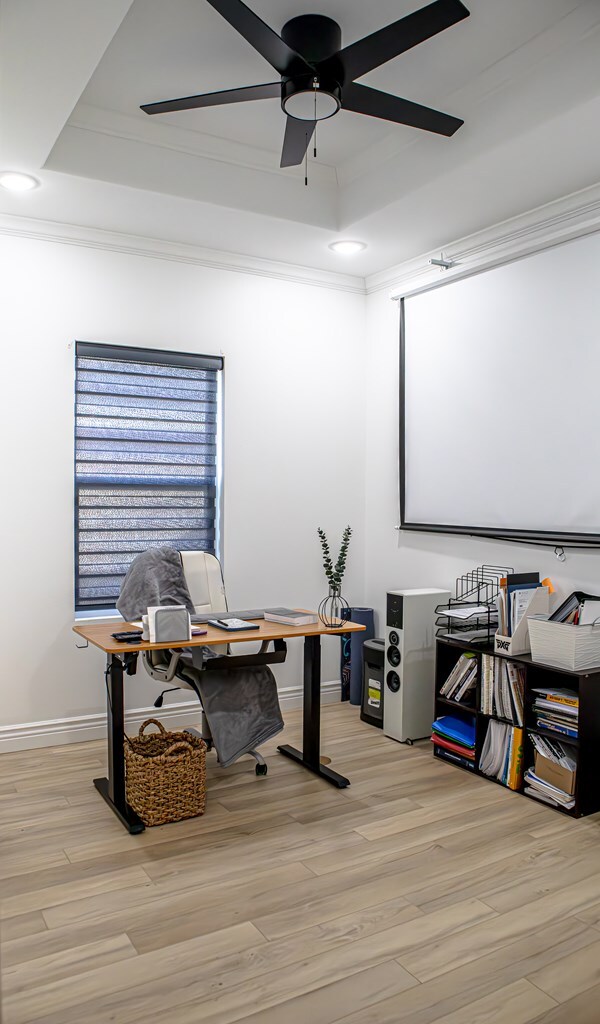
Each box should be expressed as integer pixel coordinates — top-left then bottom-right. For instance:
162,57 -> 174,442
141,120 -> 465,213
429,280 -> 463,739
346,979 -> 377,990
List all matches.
342,81 -> 463,136
280,116 -> 316,167
320,0 -> 469,83
141,82 -> 281,115
204,0 -> 312,76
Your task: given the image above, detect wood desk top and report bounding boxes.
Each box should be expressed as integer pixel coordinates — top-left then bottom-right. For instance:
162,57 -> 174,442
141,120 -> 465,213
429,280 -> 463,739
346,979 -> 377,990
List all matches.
73,614 -> 366,655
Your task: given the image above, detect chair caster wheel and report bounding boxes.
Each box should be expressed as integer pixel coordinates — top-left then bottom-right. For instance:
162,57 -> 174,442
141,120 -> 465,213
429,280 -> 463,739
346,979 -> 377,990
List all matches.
255,763 -> 268,776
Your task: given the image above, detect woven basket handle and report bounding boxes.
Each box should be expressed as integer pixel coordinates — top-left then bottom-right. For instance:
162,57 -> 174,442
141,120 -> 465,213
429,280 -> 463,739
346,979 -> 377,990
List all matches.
139,718 -> 167,737
164,741 -> 194,757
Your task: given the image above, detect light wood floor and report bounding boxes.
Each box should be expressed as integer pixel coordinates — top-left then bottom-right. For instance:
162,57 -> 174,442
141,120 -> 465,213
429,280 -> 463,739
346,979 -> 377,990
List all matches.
2,704 -> 600,1024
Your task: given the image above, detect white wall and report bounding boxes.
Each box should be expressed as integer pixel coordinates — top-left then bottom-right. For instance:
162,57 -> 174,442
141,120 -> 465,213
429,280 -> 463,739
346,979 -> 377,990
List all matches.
1,233 -> 366,736
364,285 -> 600,629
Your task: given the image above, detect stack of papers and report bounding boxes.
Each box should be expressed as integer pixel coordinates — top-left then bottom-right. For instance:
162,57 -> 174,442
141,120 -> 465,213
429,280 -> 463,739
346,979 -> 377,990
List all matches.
524,768 -> 575,810
439,628 -> 493,644
532,687 -> 578,739
478,719 -> 524,790
437,604 -> 492,620
436,601 -> 497,645
431,715 -> 476,771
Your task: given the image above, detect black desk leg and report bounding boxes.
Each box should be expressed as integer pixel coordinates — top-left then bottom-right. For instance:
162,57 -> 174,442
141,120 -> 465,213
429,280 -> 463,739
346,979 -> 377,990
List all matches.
93,654 -> 145,834
278,634 -> 350,788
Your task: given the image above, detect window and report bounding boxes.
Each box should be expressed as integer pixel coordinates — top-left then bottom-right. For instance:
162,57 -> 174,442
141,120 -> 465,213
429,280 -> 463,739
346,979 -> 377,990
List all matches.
74,342 -> 223,611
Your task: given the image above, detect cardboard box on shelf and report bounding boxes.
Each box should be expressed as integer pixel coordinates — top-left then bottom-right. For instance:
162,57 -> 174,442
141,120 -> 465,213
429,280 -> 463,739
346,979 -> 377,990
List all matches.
534,749 -> 576,796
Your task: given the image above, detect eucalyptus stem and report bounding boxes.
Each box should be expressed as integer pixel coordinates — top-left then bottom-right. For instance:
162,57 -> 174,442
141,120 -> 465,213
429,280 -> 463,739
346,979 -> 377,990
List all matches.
317,525 -> 352,590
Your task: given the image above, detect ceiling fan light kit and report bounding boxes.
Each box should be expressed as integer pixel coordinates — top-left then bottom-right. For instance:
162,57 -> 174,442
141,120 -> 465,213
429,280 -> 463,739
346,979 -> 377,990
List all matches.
142,0 -> 470,171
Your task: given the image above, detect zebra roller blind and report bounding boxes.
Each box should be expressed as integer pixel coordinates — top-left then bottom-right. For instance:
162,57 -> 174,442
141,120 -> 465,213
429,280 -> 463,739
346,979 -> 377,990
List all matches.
75,342 -> 223,610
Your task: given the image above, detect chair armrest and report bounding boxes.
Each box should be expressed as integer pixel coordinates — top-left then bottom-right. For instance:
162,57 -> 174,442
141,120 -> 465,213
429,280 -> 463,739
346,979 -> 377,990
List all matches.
142,650 -> 181,683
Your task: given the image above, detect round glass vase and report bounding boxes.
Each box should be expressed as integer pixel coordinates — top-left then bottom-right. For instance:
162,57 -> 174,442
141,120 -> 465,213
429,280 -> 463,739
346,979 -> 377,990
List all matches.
318,585 -> 350,629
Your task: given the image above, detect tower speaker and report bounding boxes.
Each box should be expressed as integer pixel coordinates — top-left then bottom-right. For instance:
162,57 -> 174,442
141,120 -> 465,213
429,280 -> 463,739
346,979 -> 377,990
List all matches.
383,588 -> 450,744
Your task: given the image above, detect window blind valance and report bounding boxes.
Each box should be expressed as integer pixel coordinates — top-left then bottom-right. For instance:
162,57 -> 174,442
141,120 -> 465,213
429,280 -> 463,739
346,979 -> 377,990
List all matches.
75,342 -> 223,610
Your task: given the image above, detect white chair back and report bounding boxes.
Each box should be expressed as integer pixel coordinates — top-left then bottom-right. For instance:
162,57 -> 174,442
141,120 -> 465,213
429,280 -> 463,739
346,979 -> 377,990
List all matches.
180,551 -> 227,615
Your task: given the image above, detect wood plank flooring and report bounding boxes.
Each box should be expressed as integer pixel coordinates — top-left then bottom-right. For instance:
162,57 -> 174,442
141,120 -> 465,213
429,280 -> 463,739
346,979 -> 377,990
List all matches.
2,703 -> 600,1023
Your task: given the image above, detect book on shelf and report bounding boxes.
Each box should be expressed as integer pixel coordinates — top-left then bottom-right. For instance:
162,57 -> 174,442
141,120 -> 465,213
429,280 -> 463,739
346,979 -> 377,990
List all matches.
430,734 -> 476,761
535,717 -> 578,740
534,698 -> 578,719
454,665 -> 478,703
431,714 -> 476,769
531,687 -> 578,708
434,748 -> 476,771
263,608 -> 318,626
480,655 -> 524,725
532,687 -> 578,738
439,653 -> 477,702
478,719 -> 523,790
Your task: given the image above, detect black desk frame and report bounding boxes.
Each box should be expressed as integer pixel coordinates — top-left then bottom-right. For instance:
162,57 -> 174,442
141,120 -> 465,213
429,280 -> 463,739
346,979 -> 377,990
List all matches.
95,632 -> 350,834
278,634 -> 350,788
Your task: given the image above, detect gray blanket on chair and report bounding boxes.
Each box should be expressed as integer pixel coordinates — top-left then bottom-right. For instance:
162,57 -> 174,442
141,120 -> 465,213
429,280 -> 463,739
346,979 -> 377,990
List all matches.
117,547 -> 283,768
116,547 -> 195,621
190,657 -> 284,768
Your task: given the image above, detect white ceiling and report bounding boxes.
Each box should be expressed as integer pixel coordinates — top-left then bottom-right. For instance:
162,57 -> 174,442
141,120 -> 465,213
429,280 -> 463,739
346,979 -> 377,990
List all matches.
1,0 -> 600,278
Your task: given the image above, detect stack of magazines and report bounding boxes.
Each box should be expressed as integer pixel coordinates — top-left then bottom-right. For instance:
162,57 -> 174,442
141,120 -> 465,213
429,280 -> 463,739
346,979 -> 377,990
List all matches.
532,687 -> 578,739
524,769 -> 575,810
478,719 -> 524,790
431,715 -> 476,770
480,655 -> 524,724
439,653 -> 478,705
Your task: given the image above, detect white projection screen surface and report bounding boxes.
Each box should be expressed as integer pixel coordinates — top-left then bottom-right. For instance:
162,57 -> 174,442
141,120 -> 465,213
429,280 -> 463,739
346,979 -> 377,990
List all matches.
401,230 -> 600,544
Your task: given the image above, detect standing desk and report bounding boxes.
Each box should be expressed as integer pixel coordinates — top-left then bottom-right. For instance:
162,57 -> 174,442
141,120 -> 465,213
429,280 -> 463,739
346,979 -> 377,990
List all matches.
72,616 -> 366,834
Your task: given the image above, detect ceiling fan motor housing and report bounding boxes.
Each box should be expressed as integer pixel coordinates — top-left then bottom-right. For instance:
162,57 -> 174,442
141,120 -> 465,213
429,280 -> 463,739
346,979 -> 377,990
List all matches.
281,15 -> 342,121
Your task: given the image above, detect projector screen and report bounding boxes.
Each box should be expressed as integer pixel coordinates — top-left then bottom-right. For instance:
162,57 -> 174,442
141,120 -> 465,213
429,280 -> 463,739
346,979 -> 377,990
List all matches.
401,230 -> 600,545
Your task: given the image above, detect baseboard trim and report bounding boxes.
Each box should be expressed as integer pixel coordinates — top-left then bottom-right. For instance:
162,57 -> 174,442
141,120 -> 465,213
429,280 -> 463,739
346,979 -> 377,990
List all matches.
0,680 -> 341,753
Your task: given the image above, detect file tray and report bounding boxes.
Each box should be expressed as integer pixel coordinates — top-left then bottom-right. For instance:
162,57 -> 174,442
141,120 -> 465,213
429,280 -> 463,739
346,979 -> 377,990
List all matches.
494,586 -> 550,657
528,616 -> 600,672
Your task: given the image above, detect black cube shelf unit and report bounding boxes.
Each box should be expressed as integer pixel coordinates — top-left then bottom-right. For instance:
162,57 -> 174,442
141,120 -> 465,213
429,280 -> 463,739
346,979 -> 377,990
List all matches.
434,636 -> 600,818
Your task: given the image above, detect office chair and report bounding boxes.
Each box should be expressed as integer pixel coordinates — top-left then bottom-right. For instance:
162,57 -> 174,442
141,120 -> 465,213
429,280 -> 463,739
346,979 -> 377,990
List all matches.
141,551 -> 286,775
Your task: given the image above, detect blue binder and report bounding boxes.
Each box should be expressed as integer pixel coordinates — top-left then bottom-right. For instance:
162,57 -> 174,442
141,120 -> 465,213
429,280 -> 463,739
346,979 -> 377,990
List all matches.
432,715 -> 476,749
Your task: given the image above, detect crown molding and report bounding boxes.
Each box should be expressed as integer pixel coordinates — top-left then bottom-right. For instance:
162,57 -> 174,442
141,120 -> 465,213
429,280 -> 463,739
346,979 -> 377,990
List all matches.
0,213 -> 366,295
366,180 -> 600,298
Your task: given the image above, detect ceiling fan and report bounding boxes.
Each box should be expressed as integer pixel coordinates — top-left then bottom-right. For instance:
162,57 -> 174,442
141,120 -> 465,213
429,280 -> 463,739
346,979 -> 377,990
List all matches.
141,0 -> 470,169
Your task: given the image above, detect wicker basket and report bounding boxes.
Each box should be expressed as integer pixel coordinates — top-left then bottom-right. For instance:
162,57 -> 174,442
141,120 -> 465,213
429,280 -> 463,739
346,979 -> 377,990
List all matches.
124,718 -> 207,826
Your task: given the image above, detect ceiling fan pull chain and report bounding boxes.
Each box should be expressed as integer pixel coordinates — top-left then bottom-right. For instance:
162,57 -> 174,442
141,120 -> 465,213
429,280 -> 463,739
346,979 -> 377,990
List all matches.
304,137 -> 308,186
314,90 -> 317,159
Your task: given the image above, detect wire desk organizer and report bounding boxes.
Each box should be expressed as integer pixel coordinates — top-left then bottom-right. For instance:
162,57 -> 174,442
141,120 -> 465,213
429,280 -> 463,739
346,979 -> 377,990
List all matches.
435,565 -> 514,646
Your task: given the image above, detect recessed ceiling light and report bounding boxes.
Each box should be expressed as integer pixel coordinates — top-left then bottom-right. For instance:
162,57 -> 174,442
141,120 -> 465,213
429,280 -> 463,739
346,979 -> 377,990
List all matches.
328,240 -> 367,255
0,171 -> 40,192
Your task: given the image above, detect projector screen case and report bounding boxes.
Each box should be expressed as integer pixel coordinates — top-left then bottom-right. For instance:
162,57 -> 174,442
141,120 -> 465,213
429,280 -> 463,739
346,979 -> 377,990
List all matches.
398,230 -> 600,547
